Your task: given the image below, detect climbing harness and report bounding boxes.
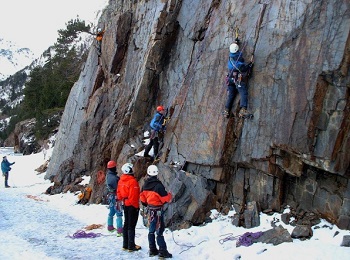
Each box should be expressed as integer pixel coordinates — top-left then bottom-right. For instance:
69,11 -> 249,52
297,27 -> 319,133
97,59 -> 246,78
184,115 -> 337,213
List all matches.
149,206 -> 162,231
141,205 -> 162,230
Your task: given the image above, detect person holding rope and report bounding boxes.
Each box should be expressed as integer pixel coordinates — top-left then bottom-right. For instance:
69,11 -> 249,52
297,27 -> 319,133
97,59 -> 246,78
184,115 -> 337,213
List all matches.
140,165 -> 172,258
223,38 -> 254,118
144,106 -> 167,160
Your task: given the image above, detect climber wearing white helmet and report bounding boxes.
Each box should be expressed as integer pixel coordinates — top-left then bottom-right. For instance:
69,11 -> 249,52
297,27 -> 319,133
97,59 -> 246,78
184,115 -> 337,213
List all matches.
140,165 -> 172,258
223,38 -> 254,119
117,163 -> 141,252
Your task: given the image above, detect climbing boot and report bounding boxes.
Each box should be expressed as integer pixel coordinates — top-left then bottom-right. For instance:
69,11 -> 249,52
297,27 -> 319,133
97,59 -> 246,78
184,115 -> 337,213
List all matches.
107,226 -> 116,232
117,227 -> 123,237
149,248 -> 159,257
128,245 -> 141,252
158,249 -> 172,258
239,107 -> 253,119
222,109 -> 230,118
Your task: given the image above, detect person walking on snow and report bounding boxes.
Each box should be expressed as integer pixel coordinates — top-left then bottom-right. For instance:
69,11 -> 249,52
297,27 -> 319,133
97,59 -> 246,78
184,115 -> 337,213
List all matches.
105,160 -> 123,236
117,163 -> 141,252
144,106 -> 166,160
223,40 -> 253,118
140,165 -> 173,258
1,156 -> 15,188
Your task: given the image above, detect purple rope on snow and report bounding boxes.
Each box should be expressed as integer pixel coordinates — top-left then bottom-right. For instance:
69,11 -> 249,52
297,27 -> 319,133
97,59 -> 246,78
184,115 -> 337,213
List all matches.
236,231 -> 263,247
67,230 -> 103,239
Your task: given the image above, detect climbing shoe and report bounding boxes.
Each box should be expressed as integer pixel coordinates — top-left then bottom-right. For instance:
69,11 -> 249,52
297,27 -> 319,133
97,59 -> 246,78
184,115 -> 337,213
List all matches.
222,109 -> 230,118
239,107 -> 253,119
149,248 -> 159,257
116,227 -> 123,237
128,245 -> 141,252
158,249 -> 172,258
107,226 -> 116,232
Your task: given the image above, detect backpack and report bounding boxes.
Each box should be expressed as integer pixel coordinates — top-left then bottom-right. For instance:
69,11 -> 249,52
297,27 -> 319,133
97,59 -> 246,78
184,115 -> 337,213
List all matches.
77,186 -> 92,205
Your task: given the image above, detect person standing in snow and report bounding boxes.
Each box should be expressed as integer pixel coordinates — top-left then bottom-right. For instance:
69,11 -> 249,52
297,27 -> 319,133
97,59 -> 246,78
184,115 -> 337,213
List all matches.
1,156 -> 15,188
117,163 -> 141,252
140,165 -> 172,258
105,160 -> 123,236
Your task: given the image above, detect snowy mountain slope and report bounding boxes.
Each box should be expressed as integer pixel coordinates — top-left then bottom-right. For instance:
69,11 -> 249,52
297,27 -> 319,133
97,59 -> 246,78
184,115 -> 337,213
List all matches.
0,38 -> 36,81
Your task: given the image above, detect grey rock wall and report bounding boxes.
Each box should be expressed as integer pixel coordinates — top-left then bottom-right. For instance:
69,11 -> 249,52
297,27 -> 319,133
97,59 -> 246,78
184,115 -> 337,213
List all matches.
46,0 -> 350,229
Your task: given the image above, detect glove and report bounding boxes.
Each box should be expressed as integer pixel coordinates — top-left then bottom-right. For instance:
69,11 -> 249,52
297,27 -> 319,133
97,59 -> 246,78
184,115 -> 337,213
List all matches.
234,38 -> 240,44
12,162 -> 15,165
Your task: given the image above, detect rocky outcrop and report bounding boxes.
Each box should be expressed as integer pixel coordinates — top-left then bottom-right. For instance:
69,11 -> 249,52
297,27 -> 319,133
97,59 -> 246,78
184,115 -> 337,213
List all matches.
46,0 -> 350,230
4,118 -> 41,155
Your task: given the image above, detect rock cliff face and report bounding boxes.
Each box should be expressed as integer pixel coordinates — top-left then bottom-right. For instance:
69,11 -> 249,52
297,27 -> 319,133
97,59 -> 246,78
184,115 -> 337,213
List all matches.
46,0 -> 350,229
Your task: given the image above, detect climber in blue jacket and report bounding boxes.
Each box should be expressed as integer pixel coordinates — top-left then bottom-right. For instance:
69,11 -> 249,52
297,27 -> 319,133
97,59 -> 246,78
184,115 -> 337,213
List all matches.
1,156 -> 15,188
144,106 -> 166,160
223,40 -> 253,119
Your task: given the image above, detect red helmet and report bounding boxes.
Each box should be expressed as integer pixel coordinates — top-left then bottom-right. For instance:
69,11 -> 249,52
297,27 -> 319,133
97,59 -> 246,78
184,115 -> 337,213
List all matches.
157,106 -> 165,112
107,160 -> 117,169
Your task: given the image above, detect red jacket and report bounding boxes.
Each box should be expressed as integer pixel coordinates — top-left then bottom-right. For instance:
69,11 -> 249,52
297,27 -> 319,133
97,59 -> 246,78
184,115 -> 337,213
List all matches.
96,30 -> 105,41
117,174 -> 140,208
140,176 -> 172,207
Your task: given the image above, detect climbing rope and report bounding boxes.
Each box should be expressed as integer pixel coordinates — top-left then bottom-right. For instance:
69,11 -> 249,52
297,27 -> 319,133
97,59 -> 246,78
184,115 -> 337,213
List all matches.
67,230 -> 103,239
219,231 -> 264,247
170,227 -> 208,254
219,233 -> 241,244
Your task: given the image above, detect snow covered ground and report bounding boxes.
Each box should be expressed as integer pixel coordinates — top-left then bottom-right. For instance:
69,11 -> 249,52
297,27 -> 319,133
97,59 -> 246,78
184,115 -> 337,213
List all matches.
0,146 -> 349,259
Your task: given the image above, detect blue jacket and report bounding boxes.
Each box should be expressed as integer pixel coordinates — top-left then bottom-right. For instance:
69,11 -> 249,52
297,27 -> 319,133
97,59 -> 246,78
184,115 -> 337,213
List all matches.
228,52 -> 250,73
1,159 -> 14,173
106,168 -> 120,193
150,112 -> 165,132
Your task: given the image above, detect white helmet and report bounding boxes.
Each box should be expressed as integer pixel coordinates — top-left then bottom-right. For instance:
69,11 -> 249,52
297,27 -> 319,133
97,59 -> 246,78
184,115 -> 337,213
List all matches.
147,165 -> 158,176
229,43 -> 239,53
97,28 -> 102,33
121,163 -> 133,174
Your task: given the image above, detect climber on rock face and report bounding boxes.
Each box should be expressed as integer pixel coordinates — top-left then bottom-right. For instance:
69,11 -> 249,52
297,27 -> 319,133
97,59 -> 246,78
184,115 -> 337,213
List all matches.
144,106 -> 167,160
96,27 -> 105,56
223,38 -> 254,119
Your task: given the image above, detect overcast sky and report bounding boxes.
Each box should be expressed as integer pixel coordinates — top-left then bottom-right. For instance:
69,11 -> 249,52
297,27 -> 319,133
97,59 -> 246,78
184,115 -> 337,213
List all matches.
0,0 -> 108,56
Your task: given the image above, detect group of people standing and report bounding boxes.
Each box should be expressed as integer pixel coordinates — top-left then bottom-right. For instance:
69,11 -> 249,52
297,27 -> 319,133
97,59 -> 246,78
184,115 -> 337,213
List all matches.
105,161 -> 173,258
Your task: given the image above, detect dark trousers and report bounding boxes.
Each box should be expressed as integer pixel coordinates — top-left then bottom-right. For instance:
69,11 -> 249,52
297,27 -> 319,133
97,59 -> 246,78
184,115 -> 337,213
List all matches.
3,172 -> 9,187
148,209 -> 167,250
225,82 -> 248,111
123,205 -> 140,249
